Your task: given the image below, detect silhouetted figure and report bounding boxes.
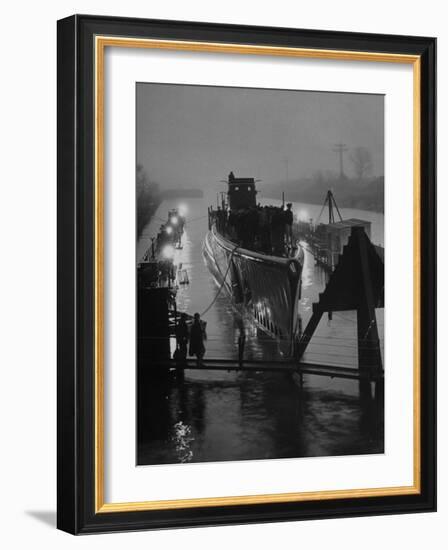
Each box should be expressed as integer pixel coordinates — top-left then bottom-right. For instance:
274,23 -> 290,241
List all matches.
246,207 -> 259,248
234,210 -> 245,245
216,206 -> 227,233
227,210 -> 237,239
259,206 -> 271,252
189,313 -> 206,365
238,330 -> 246,367
271,207 -> 285,254
175,313 -> 189,364
284,203 -> 294,246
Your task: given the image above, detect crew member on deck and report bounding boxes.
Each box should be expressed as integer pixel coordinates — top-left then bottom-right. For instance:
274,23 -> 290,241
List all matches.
284,203 -> 294,246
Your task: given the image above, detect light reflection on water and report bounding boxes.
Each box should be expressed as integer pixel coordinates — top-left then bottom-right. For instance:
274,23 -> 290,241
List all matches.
137,195 -> 384,465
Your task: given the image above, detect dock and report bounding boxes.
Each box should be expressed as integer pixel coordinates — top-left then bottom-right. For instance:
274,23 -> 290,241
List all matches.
152,358 -> 383,382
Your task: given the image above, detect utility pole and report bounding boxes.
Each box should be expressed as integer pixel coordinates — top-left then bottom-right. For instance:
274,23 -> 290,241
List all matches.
283,157 -> 289,209
284,157 -> 289,184
333,143 -> 348,179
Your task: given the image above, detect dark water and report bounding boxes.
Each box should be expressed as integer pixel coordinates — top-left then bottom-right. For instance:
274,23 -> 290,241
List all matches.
137,193 -> 384,465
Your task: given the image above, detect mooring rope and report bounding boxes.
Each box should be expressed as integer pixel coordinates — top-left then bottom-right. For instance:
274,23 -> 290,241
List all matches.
200,244 -> 239,317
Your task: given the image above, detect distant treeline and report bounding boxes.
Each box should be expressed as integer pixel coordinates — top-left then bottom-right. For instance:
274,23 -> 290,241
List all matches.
260,173 -> 384,213
161,188 -> 204,199
136,164 -> 161,238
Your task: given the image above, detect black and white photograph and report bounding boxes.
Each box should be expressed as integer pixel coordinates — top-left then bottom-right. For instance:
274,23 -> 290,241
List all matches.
0,0 -> 441,542
136,83 -> 385,466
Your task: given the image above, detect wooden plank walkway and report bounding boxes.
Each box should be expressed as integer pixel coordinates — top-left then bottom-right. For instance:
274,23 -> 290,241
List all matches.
152,358 -> 382,381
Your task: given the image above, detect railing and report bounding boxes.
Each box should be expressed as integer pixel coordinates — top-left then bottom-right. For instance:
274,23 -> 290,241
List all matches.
208,206 -> 299,257
137,333 -> 382,370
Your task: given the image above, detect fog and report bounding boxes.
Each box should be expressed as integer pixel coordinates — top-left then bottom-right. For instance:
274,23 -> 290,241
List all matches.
136,83 -> 384,190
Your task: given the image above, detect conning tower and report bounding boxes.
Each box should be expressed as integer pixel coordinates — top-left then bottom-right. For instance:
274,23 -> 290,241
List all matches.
227,171 -> 257,211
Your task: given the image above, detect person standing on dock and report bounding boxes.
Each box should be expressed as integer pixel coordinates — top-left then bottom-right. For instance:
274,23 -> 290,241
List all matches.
175,313 -> 189,364
189,313 -> 206,365
238,329 -> 246,367
284,202 -> 294,247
